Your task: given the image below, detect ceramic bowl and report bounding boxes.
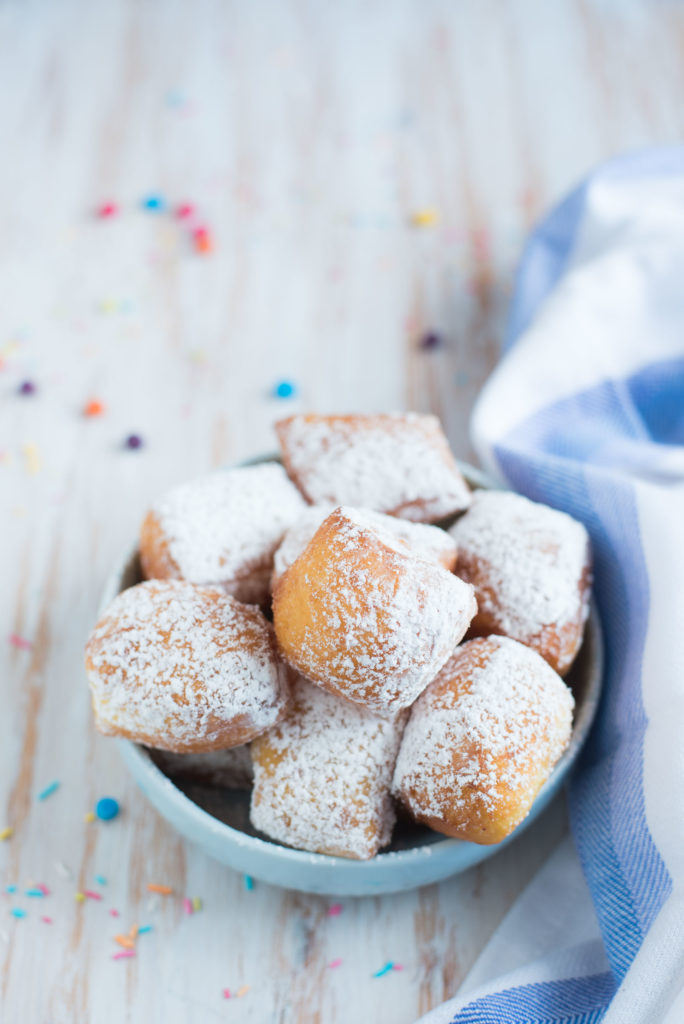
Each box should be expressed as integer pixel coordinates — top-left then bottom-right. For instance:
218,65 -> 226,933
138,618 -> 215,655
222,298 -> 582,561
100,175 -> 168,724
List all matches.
101,458 -> 603,896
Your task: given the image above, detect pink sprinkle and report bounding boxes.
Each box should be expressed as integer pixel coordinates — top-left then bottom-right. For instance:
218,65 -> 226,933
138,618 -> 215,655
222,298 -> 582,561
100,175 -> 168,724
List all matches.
392,963 -> 405,972
183,898 -> 193,915
112,950 -> 136,961
9,634 -> 32,651
98,202 -> 118,218
222,989 -> 231,1000
41,916 -> 53,924
84,890 -> 102,900
328,904 -> 343,916
109,909 -> 120,917
328,958 -> 343,969
176,203 -> 195,220
37,884 -> 50,896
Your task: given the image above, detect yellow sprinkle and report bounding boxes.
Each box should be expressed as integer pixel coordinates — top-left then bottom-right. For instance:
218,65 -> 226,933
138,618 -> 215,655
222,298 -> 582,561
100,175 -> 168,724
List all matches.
236,986 -> 250,998
192,897 -> 202,912
0,827 -> 13,841
189,349 -> 207,365
100,299 -> 118,314
84,811 -> 95,823
411,208 -> 439,228
74,892 -> 86,903
21,442 -> 42,476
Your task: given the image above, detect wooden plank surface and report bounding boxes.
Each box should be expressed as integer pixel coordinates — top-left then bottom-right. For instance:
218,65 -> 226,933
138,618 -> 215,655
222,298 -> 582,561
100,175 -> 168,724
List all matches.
1,1 -> 683,1020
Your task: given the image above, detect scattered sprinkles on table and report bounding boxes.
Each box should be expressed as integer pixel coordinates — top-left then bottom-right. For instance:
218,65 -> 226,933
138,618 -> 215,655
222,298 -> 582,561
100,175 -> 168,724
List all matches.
327,903 -> 343,916
193,226 -> 213,253
411,208 -> 439,228
141,194 -> 166,212
8,634 -> 32,651
273,380 -> 296,399
95,796 -> 120,821
84,399 -> 105,417
328,958 -> 343,969
146,883 -> 173,895
37,780 -> 60,801
243,875 -> 254,891
17,380 -> 36,396
97,202 -> 118,218
11,908 -> 26,919
0,828 -> 13,841
124,433 -> 144,450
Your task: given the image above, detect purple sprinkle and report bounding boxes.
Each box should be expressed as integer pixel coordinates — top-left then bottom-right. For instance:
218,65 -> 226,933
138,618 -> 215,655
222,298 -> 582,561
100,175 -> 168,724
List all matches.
18,380 -> 36,396
125,434 -> 143,450
419,332 -> 441,351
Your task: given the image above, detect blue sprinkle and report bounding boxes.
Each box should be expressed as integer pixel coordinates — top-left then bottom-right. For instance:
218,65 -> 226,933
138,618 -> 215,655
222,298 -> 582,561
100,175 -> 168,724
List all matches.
94,875 -> 107,886
138,924 -> 153,934
11,908 -> 26,919
142,195 -> 166,212
373,962 -> 394,978
95,797 -> 120,821
6,885 -> 16,894
244,875 -> 254,891
273,380 -> 296,399
37,780 -> 60,801
25,889 -> 44,897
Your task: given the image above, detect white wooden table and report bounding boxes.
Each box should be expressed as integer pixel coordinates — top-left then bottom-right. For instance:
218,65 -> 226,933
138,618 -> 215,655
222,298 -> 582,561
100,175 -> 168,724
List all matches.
2,1 -> 683,1020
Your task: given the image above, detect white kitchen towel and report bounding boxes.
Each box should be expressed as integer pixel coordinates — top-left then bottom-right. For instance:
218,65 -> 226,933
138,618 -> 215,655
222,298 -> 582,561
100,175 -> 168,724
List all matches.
418,146 -> 684,1023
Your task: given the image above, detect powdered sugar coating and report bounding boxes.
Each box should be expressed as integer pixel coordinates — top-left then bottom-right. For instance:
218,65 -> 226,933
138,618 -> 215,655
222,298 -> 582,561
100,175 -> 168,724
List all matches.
85,580 -> 290,753
273,507 -> 477,715
272,504 -> 458,585
393,636 -> 574,843
449,490 -> 591,674
250,678 -> 405,858
276,413 -> 472,522
140,464 -> 307,604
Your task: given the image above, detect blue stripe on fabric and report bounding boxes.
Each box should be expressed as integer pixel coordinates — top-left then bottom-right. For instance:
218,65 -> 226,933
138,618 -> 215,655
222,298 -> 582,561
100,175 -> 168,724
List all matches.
492,376 -> 673,983
625,356 -> 684,445
506,146 -> 684,352
449,971 -> 615,1024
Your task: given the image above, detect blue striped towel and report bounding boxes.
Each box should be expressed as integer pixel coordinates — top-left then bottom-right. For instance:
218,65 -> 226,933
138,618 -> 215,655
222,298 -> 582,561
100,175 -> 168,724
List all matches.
419,147 -> 684,1024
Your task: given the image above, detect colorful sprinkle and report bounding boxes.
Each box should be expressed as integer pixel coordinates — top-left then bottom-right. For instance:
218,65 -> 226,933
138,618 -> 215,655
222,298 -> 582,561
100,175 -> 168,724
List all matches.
141,195 -> 166,212
373,962 -> 394,978
22,442 -> 42,475
222,989 -> 232,1000
236,986 -> 250,998
36,884 -> 50,896
192,897 -> 202,912
137,925 -> 152,935
114,934 -> 136,949
109,909 -> 120,918
95,875 -> 107,886
146,883 -> 173,895
84,399 -> 105,417
84,890 -> 102,901
98,202 -> 118,218
112,950 -> 136,960
5,886 -> 16,894
273,380 -> 296,399
328,958 -> 343,969
124,434 -> 143,451
37,781 -> 60,801
183,898 -> 193,915
243,875 -> 254,892
327,903 -> 343,916
193,226 -> 213,254
95,797 -> 120,821
74,892 -> 86,904
419,331 -> 442,350
11,908 -> 26,919
25,889 -> 45,898
18,380 -> 36,396
84,812 -> 96,823
100,299 -> 118,314
411,208 -> 439,228
0,828 -> 13,841
8,635 -> 31,651
41,916 -> 53,924
176,203 -> 195,219
392,963 -> 405,971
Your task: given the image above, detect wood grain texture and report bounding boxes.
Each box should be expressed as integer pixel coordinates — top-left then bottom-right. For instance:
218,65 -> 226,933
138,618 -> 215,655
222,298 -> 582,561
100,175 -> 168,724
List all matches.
1,0 -> 683,1020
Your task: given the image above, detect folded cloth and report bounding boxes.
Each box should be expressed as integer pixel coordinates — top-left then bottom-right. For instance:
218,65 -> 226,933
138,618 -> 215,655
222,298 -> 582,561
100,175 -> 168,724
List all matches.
418,146 -> 684,1024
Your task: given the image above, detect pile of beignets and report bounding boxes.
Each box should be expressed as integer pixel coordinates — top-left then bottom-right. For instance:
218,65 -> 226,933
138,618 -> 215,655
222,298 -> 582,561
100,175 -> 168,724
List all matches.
85,413 -> 592,859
